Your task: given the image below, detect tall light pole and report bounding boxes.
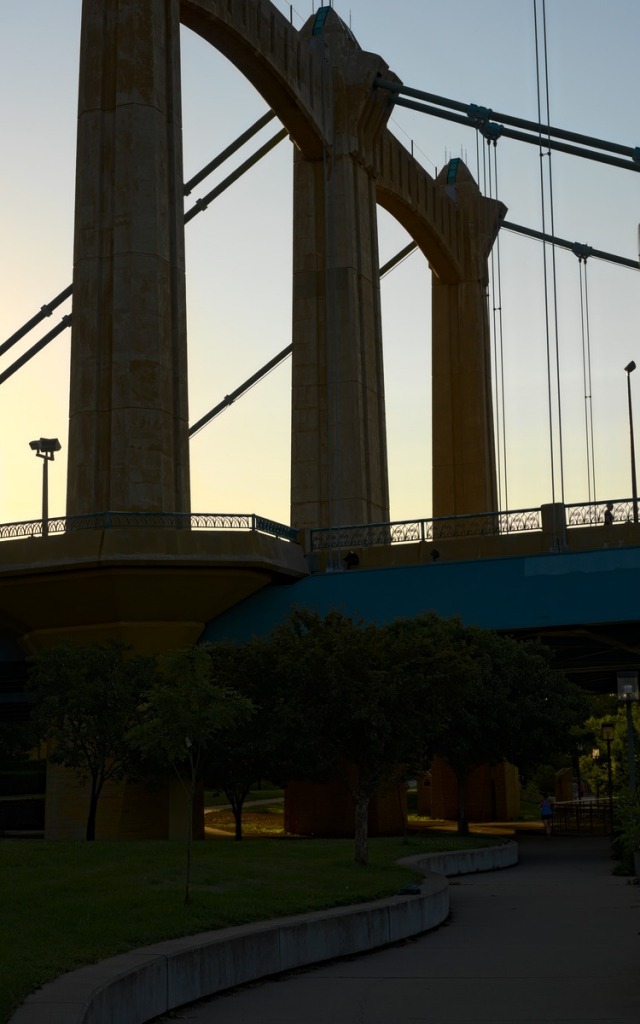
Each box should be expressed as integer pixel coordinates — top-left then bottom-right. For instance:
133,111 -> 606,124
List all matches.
617,671 -> 638,795
29,437 -> 61,536
624,361 -> 638,523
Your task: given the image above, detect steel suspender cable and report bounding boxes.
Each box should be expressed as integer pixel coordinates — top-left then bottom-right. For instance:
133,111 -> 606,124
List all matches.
0,284 -> 73,358
189,345 -> 293,438
479,129 -> 500,508
0,317 -> 72,388
491,144 -> 508,513
584,263 -> 597,501
577,255 -> 597,501
480,131 -> 509,514
500,223 -> 639,270
0,117 -> 289,383
485,140 -> 499,504
187,247 -> 420,434
184,129 -> 287,223
543,0 -> 566,508
374,80 -> 640,173
535,0 -> 564,511
183,111 -> 277,195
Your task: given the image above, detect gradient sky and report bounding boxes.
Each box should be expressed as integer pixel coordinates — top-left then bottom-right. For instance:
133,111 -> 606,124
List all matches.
0,0 -> 638,528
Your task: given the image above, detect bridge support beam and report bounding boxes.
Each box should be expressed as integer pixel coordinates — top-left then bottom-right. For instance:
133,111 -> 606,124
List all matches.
431,161 -> 504,517
290,11 -> 397,532
67,0 -> 190,515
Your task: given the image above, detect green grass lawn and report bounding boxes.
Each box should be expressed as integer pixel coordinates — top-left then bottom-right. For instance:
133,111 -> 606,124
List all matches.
1,829 -> 495,1021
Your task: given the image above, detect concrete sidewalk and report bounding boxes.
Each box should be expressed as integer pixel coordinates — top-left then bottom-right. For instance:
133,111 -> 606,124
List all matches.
159,834 -> 640,1024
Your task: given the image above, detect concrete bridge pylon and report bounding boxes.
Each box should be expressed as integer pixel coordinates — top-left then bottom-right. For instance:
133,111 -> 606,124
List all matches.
291,10 -> 400,532
67,0 -> 191,517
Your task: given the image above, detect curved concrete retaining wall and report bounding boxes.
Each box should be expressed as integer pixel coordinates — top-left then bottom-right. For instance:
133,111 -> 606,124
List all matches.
398,838 -> 518,878
10,841 -> 517,1024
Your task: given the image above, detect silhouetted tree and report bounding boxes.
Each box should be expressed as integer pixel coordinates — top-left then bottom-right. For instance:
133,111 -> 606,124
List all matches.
203,638 -> 317,840
27,641 -> 153,840
426,622 -> 587,833
132,644 -> 252,902
271,610 -> 443,865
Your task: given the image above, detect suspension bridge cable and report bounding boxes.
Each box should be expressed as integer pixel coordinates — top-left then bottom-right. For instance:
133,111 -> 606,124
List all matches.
375,226 -> 639,280
183,111 -> 277,195
0,222 -> 413,405
578,256 -> 597,501
584,263 -> 597,501
184,129 -> 288,223
1,118 -> 289,373
483,136 -> 501,508
378,93 -> 639,174
375,79 -> 640,168
534,0 -> 559,509
492,143 -> 509,512
500,223 -> 639,270
0,317 -> 71,388
379,242 -> 418,276
0,284 -> 73,359
187,245 -> 421,433
5,80 -> 638,385
188,345 -> 292,437
540,0 -> 567,506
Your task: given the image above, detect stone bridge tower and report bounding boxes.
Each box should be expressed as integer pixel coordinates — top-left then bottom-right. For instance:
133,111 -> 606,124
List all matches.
67,0 -> 502,535
67,0 -> 190,517
290,12 -> 397,532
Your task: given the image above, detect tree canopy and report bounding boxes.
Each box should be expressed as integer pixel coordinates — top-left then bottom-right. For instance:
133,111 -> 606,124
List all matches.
268,609 -> 449,863
130,643 -> 253,901
27,640 -> 153,840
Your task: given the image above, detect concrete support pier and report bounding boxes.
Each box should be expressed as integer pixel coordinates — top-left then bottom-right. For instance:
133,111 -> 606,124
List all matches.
67,0 -> 190,515
290,11 -> 397,531
431,160 -> 505,517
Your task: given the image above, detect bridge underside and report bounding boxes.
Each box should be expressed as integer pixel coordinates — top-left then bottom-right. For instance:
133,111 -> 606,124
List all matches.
202,545 -> 640,695
517,623 -> 640,695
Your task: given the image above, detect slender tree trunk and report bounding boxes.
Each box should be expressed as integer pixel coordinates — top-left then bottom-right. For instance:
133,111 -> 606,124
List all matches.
232,797 -> 244,841
184,778 -> 194,905
354,794 -> 370,865
457,771 -> 469,835
86,777 -> 102,840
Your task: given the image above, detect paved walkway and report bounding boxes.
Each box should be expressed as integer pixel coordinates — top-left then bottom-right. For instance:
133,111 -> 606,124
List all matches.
158,834 -> 640,1024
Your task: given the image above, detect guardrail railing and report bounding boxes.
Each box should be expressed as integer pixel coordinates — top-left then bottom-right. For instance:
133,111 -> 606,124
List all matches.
2,498 -> 636,552
566,499 -> 635,526
310,498 -> 636,552
0,511 -> 299,543
310,506 -> 542,552
552,798 -> 613,835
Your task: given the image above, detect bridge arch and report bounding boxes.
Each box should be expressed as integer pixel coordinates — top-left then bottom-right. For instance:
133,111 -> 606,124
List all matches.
179,1 -> 496,524
180,1 -> 466,282
180,0 -> 324,158
376,131 -> 464,284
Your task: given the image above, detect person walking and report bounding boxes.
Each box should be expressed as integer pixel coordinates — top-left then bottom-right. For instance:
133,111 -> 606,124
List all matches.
539,793 -> 554,838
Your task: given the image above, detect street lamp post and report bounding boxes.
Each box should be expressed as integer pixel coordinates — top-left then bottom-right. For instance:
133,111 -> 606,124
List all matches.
624,361 -> 638,523
29,437 -> 61,536
617,671 -> 638,795
601,722 -> 615,833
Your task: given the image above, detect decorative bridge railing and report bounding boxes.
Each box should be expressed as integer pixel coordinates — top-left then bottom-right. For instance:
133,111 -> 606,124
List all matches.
309,498 -> 637,552
0,511 -> 299,543
565,499 -> 636,526
0,499 -> 636,552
